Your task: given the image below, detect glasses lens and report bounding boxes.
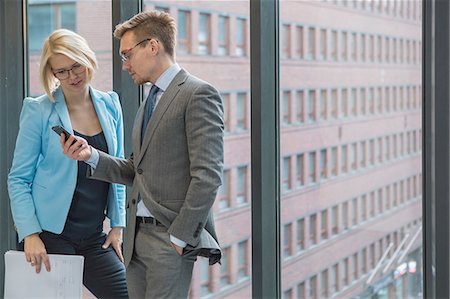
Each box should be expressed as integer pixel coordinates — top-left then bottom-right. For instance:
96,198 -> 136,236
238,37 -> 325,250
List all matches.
55,71 -> 69,80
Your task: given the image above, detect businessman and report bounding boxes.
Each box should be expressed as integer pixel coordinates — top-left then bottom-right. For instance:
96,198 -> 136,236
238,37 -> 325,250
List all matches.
62,10 -> 224,298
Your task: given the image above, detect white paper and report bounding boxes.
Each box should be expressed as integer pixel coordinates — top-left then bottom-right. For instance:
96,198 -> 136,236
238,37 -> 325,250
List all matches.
4,250 -> 84,299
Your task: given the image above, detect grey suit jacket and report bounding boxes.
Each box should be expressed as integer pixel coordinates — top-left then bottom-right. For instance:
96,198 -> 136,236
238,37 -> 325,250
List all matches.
89,69 -> 224,266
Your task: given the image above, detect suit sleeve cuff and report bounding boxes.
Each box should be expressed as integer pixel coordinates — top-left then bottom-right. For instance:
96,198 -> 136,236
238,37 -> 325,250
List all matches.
170,235 -> 187,248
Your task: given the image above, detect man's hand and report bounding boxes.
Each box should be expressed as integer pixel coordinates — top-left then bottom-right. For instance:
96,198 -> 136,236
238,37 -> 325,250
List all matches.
103,227 -> 124,263
24,233 -> 51,273
60,134 -> 91,161
171,242 -> 183,256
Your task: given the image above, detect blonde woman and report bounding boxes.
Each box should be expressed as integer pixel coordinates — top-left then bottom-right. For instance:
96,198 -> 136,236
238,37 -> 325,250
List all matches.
8,29 -> 128,298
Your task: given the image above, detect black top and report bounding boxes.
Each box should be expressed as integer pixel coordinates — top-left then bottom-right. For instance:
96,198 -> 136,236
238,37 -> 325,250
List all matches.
61,131 -> 109,241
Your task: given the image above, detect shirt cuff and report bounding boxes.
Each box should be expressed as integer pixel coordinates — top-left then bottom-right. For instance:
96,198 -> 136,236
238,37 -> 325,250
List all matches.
170,235 -> 187,248
85,147 -> 99,169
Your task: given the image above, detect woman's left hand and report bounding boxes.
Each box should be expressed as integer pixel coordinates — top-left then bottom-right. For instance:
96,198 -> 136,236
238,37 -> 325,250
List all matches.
103,227 -> 124,263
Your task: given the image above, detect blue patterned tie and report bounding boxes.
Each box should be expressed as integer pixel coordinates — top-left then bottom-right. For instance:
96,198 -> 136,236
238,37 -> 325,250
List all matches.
141,84 -> 160,145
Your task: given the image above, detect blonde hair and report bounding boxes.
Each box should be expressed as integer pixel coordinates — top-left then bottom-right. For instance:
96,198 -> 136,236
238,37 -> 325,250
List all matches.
40,29 -> 97,101
114,10 -> 177,58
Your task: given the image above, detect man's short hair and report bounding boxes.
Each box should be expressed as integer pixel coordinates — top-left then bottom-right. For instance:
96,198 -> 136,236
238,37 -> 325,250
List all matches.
114,10 -> 177,58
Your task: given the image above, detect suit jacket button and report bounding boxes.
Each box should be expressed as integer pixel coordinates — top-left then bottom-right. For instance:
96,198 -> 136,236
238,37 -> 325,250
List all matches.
137,168 -> 143,174
132,199 -> 136,205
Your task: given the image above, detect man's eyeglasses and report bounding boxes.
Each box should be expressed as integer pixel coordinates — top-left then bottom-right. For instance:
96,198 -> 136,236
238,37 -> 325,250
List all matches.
53,63 -> 86,80
120,38 -> 152,62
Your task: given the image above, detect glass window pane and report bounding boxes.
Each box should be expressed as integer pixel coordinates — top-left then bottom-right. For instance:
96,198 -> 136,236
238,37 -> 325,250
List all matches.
280,1 -> 422,298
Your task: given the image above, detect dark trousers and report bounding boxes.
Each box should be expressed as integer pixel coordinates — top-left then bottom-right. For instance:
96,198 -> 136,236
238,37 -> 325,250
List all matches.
18,231 -> 129,299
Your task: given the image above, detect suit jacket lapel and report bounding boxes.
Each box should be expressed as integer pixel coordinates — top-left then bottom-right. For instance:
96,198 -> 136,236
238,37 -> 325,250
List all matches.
133,100 -> 146,158
136,69 -> 188,166
90,87 -> 114,155
53,87 -> 73,133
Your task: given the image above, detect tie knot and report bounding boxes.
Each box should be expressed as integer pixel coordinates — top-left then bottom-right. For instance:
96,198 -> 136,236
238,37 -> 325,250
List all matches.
149,85 -> 160,97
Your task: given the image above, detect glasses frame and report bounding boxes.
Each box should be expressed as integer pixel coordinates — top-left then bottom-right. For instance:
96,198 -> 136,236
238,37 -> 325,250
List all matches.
52,63 -> 86,80
120,38 -> 152,62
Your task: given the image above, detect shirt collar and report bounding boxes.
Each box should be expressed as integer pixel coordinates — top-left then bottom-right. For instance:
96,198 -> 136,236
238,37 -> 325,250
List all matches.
153,63 -> 181,92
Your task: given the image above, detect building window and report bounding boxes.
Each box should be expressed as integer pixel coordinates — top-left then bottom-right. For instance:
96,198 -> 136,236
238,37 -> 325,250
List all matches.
237,240 -> 249,280
321,209 -> 328,241
218,169 -> 230,210
350,143 -> 357,171
236,165 -> 248,205
319,28 -> 327,60
360,33 -> 366,62
297,282 -> 306,299
351,88 -> 357,116
331,147 -> 338,176
385,185 -> 391,210
331,89 -> 338,119
283,156 -> 292,191
342,202 -> 349,231
308,27 -> 316,60
217,15 -> 229,56
321,270 -> 329,298
369,87 -> 375,114
320,89 -> 327,120
308,90 -> 316,122
199,258 -> 212,296
296,153 -> 305,187
297,218 -> 305,251
236,92 -> 247,130
296,90 -> 304,123
331,263 -> 339,293
320,149 -> 327,180
220,247 -> 231,287
296,26 -> 304,59
309,275 -> 318,299
341,31 -> 347,61
341,145 -> 348,174
342,258 -> 349,287
361,248 -> 367,274
360,141 -> 367,168
283,223 -> 293,258
352,253 -> 358,281
282,24 -> 291,59
309,152 -> 316,184
361,195 -> 367,222
309,214 -> 317,245
350,32 -> 357,61
369,139 -> 375,165
331,30 -> 338,61
283,288 -> 293,299
360,87 -> 367,115
385,86 -> 391,112
198,13 -> 211,54
331,205 -> 339,235
28,3 -> 76,52
236,17 -> 246,56
341,88 -> 348,118
370,191 -> 375,218
377,137 -> 383,163
282,91 -> 291,125
351,197 -> 358,226
177,10 -> 191,53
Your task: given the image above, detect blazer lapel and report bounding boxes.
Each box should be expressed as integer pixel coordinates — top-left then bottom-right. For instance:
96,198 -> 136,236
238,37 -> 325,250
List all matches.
136,70 -> 188,166
53,87 -> 73,133
133,99 -> 146,158
90,87 -> 114,155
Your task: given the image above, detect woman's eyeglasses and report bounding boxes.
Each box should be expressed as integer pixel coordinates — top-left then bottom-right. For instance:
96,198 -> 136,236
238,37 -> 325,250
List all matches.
53,63 -> 86,80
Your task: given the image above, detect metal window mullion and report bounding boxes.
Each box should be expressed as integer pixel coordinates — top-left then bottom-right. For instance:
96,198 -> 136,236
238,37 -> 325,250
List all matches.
251,0 -> 280,298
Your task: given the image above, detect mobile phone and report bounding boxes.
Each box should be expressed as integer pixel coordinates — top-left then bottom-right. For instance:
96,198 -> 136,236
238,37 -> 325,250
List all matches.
51,125 -> 77,144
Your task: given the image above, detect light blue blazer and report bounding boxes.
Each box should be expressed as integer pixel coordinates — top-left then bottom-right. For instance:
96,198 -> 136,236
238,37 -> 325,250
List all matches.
8,86 -> 126,242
